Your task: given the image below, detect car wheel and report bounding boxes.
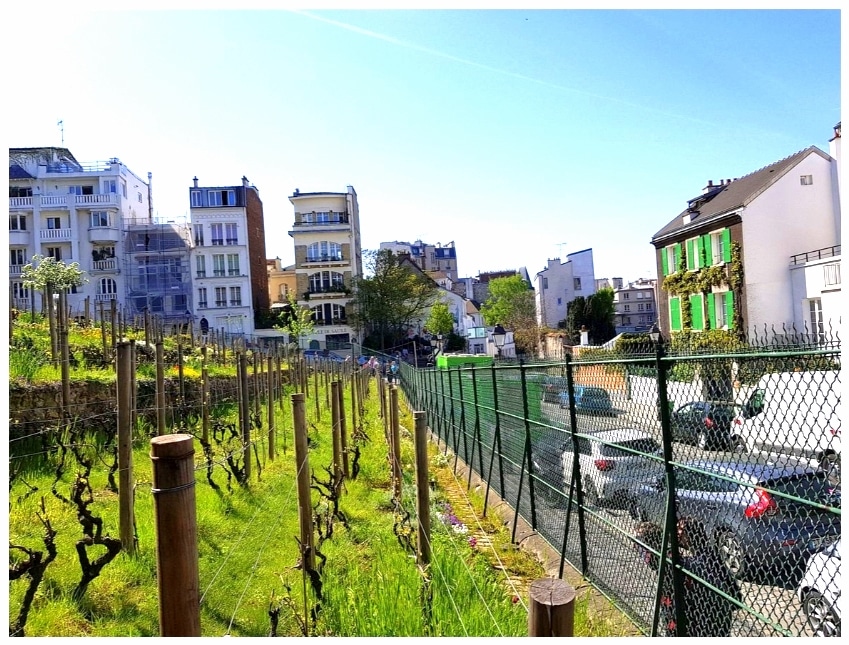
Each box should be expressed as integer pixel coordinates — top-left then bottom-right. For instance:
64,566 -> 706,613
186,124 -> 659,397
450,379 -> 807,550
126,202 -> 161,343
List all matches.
582,477 -> 600,507
802,590 -> 841,637
821,453 -> 841,487
716,531 -> 747,578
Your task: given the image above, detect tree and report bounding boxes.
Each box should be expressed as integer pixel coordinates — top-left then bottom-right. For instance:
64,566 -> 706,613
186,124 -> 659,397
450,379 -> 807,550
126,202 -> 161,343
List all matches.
425,300 -> 455,337
349,249 -> 439,350
20,254 -> 86,295
562,287 -> 616,345
480,274 -> 538,356
273,293 -> 314,352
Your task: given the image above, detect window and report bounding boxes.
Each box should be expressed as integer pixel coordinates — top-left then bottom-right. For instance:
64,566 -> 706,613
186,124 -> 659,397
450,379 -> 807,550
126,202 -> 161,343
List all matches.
227,253 -> 240,276
191,191 -> 202,207
12,282 -> 30,300
173,294 -> 187,312
637,292 -> 644,299
208,189 -> 235,206
710,229 -> 732,265
193,224 -> 204,246
809,298 -> 824,336
212,254 -> 225,277
669,297 -> 682,331
46,217 -> 62,229
708,291 -> 733,329
638,303 -> 644,311
229,286 -> 242,307
10,187 -> 32,198
574,277 -> 582,290
800,175 -> 813,186
98,278 -> 117,295
198,287 -> 208,308
557,297 -> 562,305
623,293 -> 630,300
211,223 -> 224,245
624,316 -> 631,324
823,263 -> 841,287
137,192 -> 143,203
46,247 -> 62,261
225,223 -> 238,245
645,302 -> 652,311
689,294 -> 705,330
686,237 -> 704,270
215,287 -> 227,307
196,255 -> 206,278
68,185 -> 93,195
624,305 -> 630,312
661,243 -> 682,275
104,179 -> 117,193
90,211 -> 110,227
10,248 -> 26,265
543,277 -> 548,289
307,241 -> 343,261
10,214 -> 27,231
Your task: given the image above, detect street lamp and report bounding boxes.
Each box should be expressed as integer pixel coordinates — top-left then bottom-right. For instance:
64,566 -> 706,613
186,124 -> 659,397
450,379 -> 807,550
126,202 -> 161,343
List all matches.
437,333 -> 443,354
492,324 -> 507,359
649,321 -> 662,346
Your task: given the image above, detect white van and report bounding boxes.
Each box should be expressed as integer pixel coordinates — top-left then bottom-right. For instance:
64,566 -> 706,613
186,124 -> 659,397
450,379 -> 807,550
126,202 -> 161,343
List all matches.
732,370 -> 841,474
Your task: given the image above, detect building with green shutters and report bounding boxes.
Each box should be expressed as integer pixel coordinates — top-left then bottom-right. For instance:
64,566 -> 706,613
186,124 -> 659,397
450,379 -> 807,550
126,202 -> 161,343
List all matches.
651,131 -> 841,339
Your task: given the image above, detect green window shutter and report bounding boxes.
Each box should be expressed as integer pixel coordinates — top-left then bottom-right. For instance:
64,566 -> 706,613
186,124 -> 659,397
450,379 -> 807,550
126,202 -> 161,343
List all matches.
686,239 -> 696,270
670,297 -> 682,331
689,294 -> 704,330
696,236 -> 705,269
702,234 -> 712,266
725,291 -> 734,329
722,229 -> 732,263
661,247 -> 669,276
674,243 -> 682,271
707,293 -> 716,329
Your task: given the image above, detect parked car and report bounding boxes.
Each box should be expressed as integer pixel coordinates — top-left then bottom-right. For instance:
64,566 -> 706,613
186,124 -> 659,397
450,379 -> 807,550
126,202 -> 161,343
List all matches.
631,460 -> 841,581
559,427 -> 663,507
558,385 -> 615,416
541,375 -> 568,403
732,370 -> 841,480
797,538 -> 841,637
670,400 -> 741,451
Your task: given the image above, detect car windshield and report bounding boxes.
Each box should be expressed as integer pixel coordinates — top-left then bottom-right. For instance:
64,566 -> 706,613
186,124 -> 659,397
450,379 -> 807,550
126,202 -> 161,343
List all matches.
601,438 -> 660,458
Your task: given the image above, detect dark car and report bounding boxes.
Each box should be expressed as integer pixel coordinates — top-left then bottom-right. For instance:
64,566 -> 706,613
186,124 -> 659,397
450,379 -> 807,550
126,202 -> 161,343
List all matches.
558,385 -> 614,416
632,460 -> 841,582
670,401 -> 741,451
541,375 -> 568,403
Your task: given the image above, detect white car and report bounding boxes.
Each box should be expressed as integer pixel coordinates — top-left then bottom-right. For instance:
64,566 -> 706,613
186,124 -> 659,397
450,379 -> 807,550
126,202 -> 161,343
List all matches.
797,538 -> 841,637
560,427 -> 663,507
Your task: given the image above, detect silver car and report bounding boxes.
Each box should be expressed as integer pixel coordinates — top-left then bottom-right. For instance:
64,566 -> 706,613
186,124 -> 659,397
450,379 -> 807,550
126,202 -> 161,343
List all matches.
797,538 -> 841,637
560,427 -> 663,507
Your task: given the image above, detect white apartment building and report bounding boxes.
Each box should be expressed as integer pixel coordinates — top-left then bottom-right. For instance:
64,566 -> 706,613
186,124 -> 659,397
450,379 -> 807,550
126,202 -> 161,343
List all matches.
379,239 -> 459,281
534,248 -> 596,328
189,176 -> 269,339
288,186 -> 362,350
7,147 -> 186,316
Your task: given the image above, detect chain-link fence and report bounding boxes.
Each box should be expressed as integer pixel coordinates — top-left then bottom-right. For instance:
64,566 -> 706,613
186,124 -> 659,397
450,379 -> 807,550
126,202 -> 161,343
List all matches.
400,332 -> 841,637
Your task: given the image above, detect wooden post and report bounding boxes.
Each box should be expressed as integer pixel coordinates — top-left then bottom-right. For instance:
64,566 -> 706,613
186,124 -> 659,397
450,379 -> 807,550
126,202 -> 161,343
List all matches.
338,377 -> 349,479
267,354 -> 275,461
110,299 -> 117,364
144,309 -> 151,347
313,362 -> 320,421
252,351 -> 260,421
155,339 -> 166,436
58,290 -> 71,417
100,301 -> 108,364
46,283 -> 57,364
414,411 -> 431,566
350,369 -> 358,438
292,394 -> 315,571
331,381 -> 343,481
201,344 -> 210,444
239,352 -> 251,482
389,385 -> 402,500
116,341 -> 136,554
528,578 -> 575,637
150,434 -> 200,636
177,333 -> 185,402
130,339 -> 138,433
84,296 -> 90,324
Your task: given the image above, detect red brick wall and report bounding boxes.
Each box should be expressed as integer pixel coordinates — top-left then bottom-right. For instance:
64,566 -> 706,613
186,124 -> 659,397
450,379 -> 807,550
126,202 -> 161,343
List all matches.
245,187 -> 270,313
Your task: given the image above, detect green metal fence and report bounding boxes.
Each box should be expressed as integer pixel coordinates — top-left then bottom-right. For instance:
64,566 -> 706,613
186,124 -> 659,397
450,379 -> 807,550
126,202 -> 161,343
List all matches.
398,332 -> 841,637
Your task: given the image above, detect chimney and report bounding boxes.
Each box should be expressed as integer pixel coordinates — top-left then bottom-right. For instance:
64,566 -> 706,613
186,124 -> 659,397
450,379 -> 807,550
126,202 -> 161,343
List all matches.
193,176 -> 198,188
294,188 -> 300,196
242,176 -> 249,187
703,179 -> 714,194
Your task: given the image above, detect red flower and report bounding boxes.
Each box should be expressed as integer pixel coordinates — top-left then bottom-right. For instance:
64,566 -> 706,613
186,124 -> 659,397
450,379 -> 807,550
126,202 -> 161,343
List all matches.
512,595 -> 519,604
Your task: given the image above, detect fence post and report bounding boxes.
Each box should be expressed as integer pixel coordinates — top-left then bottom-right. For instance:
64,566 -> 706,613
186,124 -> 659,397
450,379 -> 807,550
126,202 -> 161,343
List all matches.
100,300 -> 108,364
239,351 -> 252,482
484,363 -> 505,517
414,411 -> 431,566
150,434 -> 200,636
156,338 -> 166,436
350,368 -> 358,440
201,343 -> 209,444
562,353 -> 588,576
58,290 -> 71,417
292,393 -> 315,571
338,377 -> 349,478
267,354 -> 275,461
313,363 -> 320,422
116,341 -> 136,554
331,380 -> 343,481
390,385 -> 402,500
110,298 -> 117,364
528,578 -> 575,637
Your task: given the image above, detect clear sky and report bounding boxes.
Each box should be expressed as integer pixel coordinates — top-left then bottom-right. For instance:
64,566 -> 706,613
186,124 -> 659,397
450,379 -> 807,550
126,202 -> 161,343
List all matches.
6,6 -> 841,284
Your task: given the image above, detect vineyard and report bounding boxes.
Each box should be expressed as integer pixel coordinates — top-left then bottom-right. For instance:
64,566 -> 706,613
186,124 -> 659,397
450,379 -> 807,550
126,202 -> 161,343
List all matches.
7,313 -> 625,637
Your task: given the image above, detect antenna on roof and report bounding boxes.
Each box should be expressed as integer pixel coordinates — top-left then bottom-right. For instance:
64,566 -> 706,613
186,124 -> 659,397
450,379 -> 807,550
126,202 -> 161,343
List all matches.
57,119 -> 64,146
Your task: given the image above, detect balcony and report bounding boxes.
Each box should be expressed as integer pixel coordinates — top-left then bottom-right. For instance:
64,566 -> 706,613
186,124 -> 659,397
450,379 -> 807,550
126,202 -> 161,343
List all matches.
196,271 -> 207,278
791,245 -> 841,265
215,300 -> 227,307
314,318 -> 348,327
91,258 -> 119,273
40,228 -> 72,241
95,293 -> 118,302
74,194 -> 119,209
213,270 -> 226,277
198,302 -> 209,309
305,254 -> 345,264
88,226 -> 121,244
304,286 -> 349,300
229,300 -> 243,307
39,195 -> 69,208
292,216 -> 350,231
9,229 -> 30,245
9,197 -> 33,210
9,265 -> 24,277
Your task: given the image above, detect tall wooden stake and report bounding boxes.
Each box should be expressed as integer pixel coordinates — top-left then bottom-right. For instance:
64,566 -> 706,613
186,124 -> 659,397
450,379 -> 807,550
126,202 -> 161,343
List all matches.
117,341 -> 136,554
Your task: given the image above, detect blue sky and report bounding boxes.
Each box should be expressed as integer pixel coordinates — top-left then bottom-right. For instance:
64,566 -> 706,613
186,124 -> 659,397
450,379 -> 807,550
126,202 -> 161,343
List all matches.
6,8 -> 841,284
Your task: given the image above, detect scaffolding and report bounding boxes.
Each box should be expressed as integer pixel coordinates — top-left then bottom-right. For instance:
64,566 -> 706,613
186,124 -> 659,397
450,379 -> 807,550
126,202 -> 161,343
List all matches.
121,217 -> 193,324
